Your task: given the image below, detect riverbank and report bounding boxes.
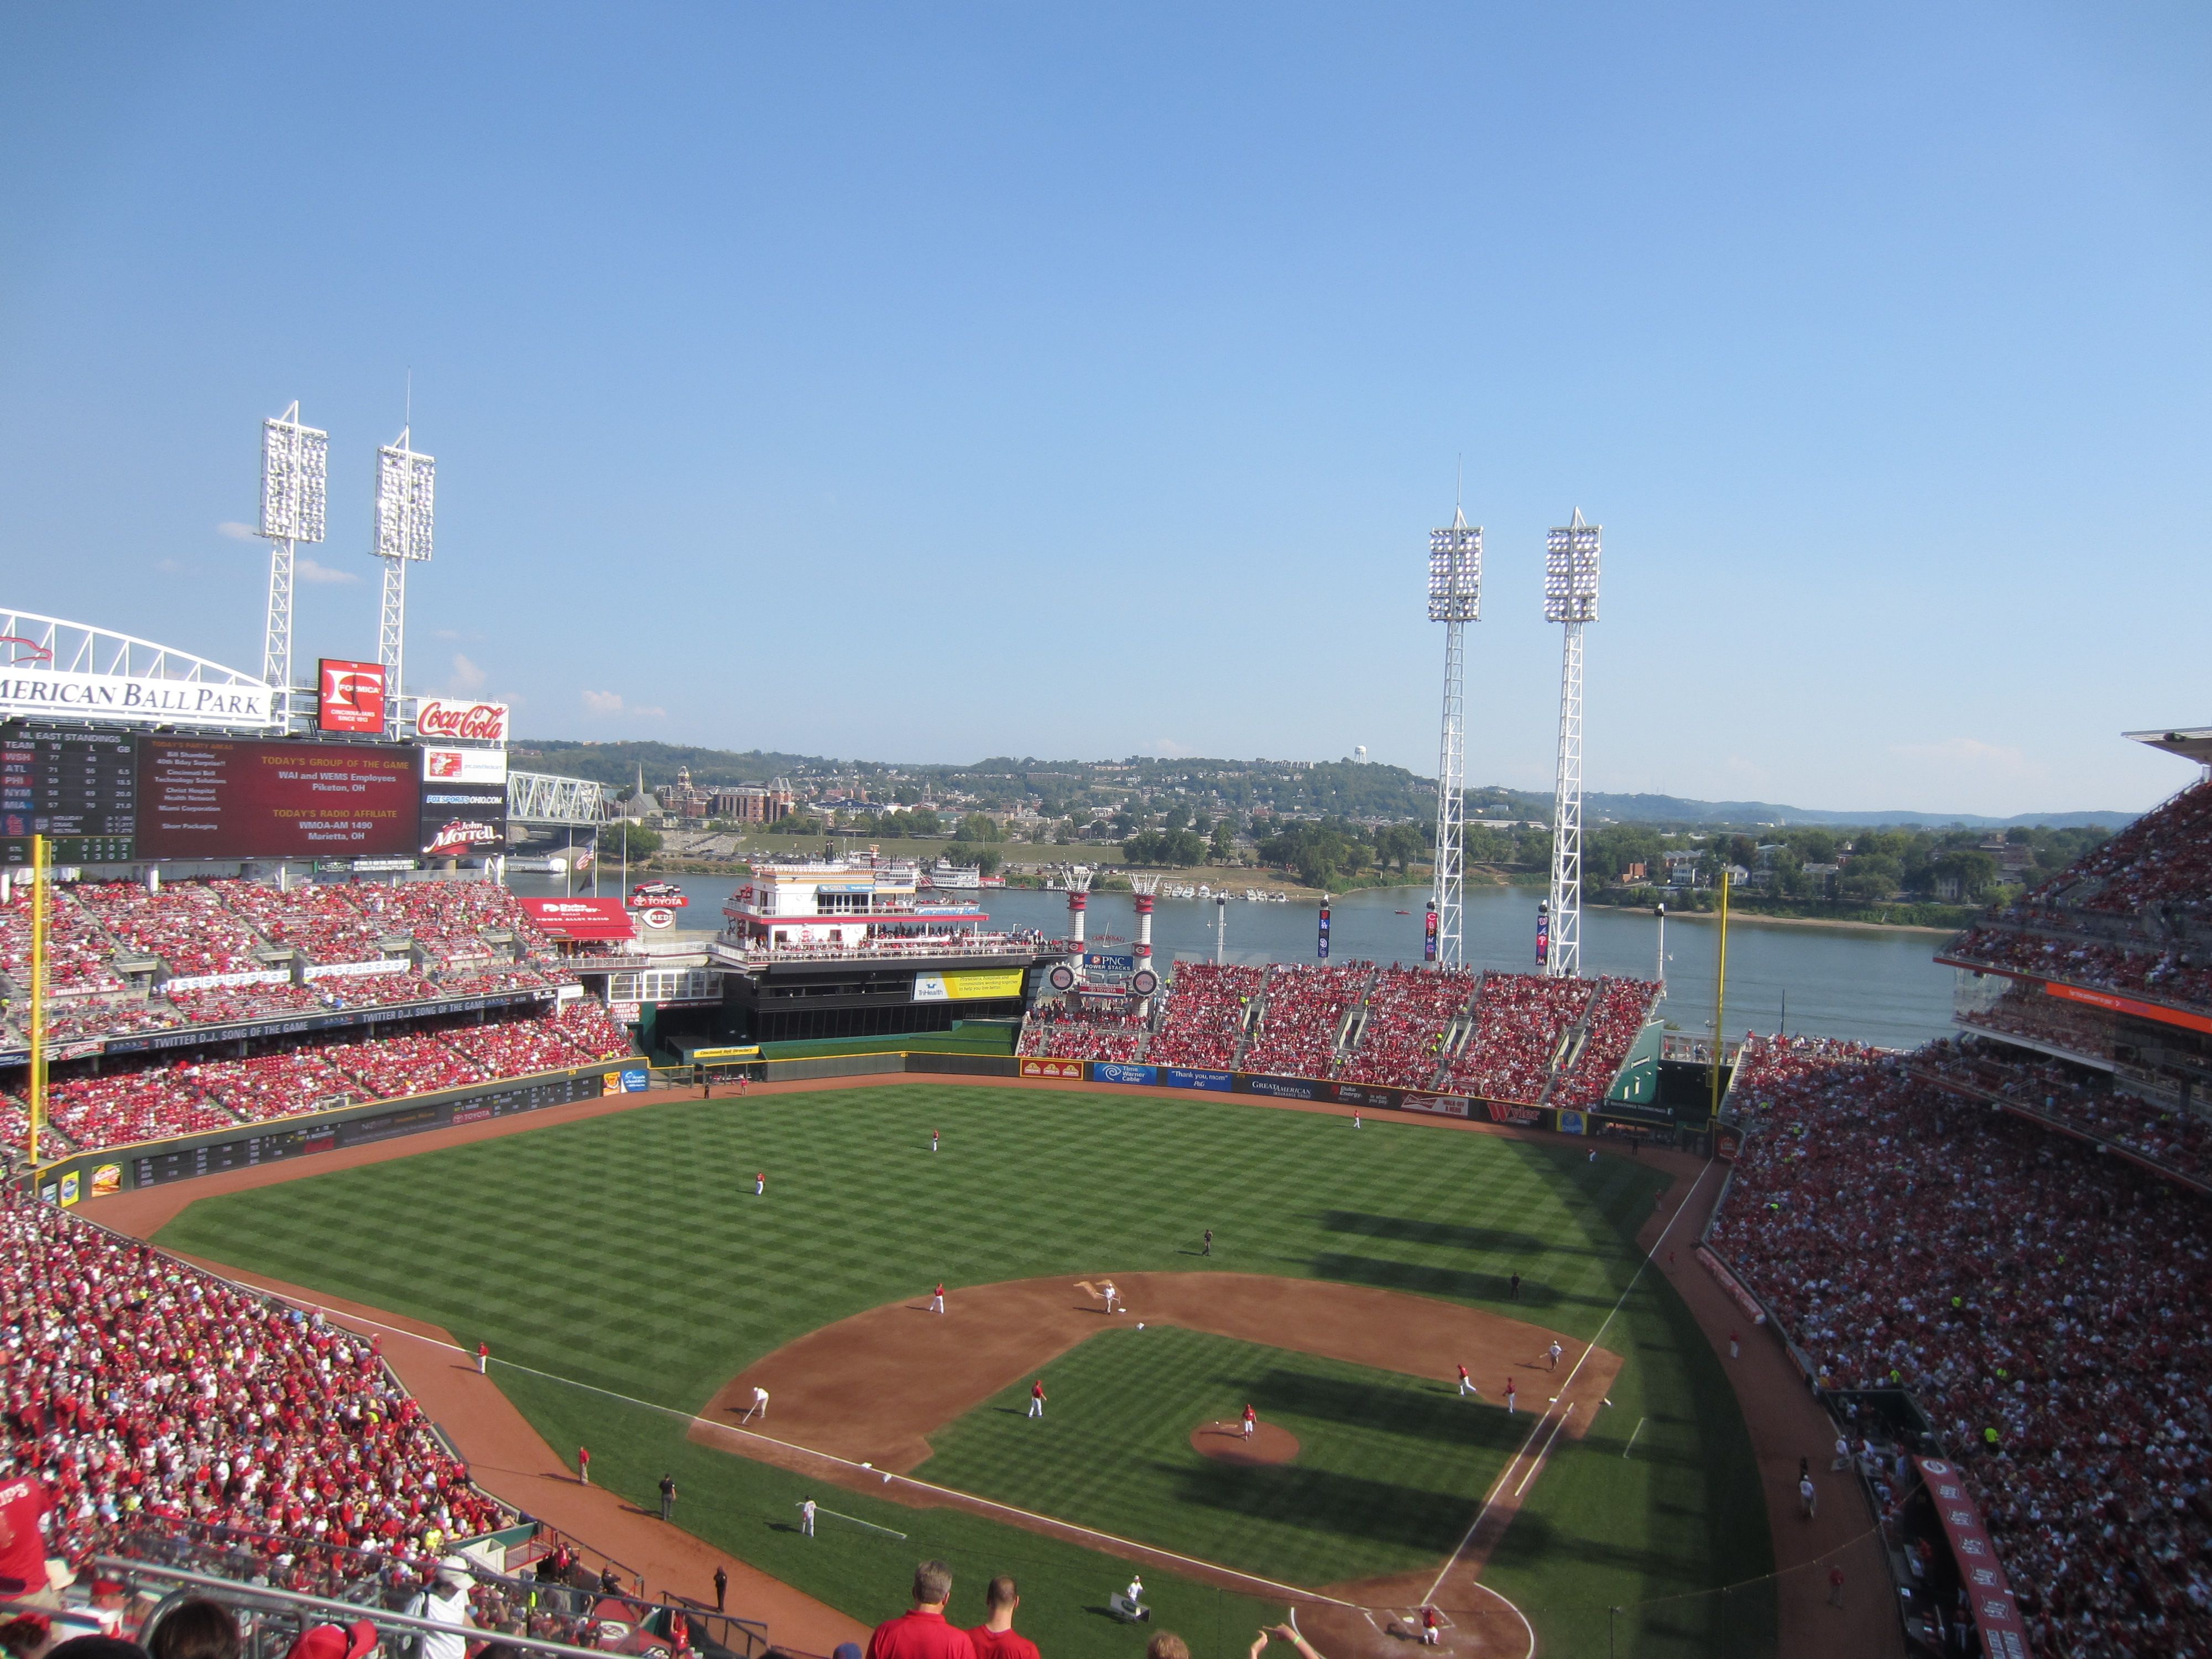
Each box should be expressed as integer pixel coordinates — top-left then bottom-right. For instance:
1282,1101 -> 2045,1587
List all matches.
1621,905 -> 1960,936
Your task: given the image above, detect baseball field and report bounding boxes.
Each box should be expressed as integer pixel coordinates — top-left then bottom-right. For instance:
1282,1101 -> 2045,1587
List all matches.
150,1083 -> 1775,1658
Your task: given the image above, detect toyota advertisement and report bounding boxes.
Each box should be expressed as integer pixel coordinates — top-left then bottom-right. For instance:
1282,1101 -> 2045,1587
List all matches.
136,738 -> 419,859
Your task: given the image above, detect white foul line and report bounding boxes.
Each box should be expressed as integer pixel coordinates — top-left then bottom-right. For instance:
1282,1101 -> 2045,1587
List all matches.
1420,1156 -> 1717,1604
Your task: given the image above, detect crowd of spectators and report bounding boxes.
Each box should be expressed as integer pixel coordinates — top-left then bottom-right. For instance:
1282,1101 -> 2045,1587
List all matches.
1337,967 -> 1477,1088
213,882 -> 392,966
1945,926 -> 2212,1015
1718,1048 -> 2212,1656
1240,964 -> 1368,1079
0,1006 -> 637,1157
1957,983 -> 2122,1062
0,1198 -> 510,1569
2059,778 -> 2212,920
1443,973 -> 1593,1104
1912,1035 -> 2212,1189
1149,963 -> 1265,1070
163,982 -> 335,1028
1018,1003 -> 1149,1062
1,888 -> 124,994
1724,1031 -> 1887,1104
1548,977 -> 1662,1108
352,883 -> 548,963
70,884 -> 265,980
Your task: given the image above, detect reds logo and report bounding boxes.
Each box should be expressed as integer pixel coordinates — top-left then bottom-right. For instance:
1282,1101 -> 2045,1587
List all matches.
416,699 -> 509,742
317,660 -> 387,733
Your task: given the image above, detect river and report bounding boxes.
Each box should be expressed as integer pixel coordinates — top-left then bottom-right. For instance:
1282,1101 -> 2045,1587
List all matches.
510,868 -> 1959,1050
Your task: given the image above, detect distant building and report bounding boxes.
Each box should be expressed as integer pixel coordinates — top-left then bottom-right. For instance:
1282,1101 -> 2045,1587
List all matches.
714,785 -> 796,823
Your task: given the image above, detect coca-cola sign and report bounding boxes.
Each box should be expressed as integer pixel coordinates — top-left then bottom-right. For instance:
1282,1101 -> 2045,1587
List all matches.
415,699 -> 509,742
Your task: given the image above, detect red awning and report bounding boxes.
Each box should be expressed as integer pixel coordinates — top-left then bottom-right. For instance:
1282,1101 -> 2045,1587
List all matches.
519,896 -> 638,943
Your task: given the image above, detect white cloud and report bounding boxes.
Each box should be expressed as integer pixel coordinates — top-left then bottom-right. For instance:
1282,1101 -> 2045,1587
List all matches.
216,520 -> 255,541
155,559 -> 186,575
295,557 -> 359,585
447,653 -> 488,692
1152,738 -> 1194,757
581,688 -> 664,718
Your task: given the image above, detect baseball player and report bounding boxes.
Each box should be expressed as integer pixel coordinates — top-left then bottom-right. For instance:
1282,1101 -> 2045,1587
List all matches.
740,1385 -> 769,1423
931,1128 -> 940,1153
1547,1340 -> 1563,1371
1241,1404 -> 1256,1439
476,1343 -> 489,1375
1421,1606 -> 1440,1646
931,1281 -> 946,1314
1456,1363 -> 1475,1397
1352,1112 -> 1362,1129
754,1171 -> 765,1196
1027,1379 -> 1046,1419
1505,1378 -> 1516,1415
1102,1280 -> 1120,1315
800,1497 -> 816,1536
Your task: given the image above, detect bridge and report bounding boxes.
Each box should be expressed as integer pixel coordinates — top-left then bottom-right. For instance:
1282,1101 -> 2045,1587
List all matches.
508,770 -> 608,827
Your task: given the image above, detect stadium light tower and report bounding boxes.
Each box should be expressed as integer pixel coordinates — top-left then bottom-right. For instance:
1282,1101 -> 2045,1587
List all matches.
369,427 -> 435,739
1427,508 -> 1481,971
1543,509 -> 1600,979
256,403 -> 328,727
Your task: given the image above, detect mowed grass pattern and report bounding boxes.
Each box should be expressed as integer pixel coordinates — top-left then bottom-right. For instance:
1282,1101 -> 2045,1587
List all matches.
154,1086 -> 1773,1658
919,1325 -> 1531,1587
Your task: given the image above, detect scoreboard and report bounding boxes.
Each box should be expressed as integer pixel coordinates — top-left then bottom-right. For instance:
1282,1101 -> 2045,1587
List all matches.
0,730 -> 138,865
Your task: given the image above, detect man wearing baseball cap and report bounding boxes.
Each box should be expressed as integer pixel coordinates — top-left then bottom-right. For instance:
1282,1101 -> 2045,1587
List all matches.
284,1621 -> 379,1659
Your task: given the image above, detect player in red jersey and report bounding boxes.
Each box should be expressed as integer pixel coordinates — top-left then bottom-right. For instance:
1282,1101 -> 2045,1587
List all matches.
967,1576 -> 1040,1659
1241,1403 -> 1256,1439
931,1282 -> 946,1314
865,1560 -> 977,1659
1456,1363 -> 1475,1397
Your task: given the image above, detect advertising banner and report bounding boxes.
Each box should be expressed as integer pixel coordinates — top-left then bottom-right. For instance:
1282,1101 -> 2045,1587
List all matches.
1912,1458 -> 2032,1658
423,745 -> 508,785
915,968 -> 1026,1003
517,896 -> 635,941
1019,1057 -> 1085,1079
1318,903 -> 1330,961
1162,1066 -> 1234,1091
414,700 -> 510,743
1330,1082 -> 1405,1111
137,738 -> 418,860
1090,1062 -> 1157,1086
89,1164 -> 122,1198
317,660 -> 387,734
1400,1092 -> 1474,1119
1423,906 -> 1438,962
1483,1099 -> 1542,1126
1241,1073 -> 1324,1102
2042,978 -> 2212,1035
1553,1108 -> 1587,1136
1082,952 -> 1136,972
619,1067 -> 649,1092
0,668 -> 272,729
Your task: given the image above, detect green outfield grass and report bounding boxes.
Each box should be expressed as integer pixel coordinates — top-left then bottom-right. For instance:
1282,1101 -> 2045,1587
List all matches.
153,1084 -> 1773,1658
917,1325 -> 1527,1588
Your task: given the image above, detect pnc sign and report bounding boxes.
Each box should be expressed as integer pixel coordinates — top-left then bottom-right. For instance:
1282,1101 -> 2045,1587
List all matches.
415,698 -> 510,743
317,659 -> 387,734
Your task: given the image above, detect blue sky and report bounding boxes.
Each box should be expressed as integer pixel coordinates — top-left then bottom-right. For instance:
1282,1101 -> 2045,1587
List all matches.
2,4 -> 2206,816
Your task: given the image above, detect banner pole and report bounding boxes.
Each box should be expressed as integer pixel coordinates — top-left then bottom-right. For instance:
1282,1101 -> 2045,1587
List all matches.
28,833 -> 47,1171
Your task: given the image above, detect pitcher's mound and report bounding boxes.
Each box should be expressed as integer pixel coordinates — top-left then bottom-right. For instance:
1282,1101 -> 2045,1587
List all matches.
1191,1420 -> 1298,1465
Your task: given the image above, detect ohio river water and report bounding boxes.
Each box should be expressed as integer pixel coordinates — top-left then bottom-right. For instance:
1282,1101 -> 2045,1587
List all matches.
518,869 -> 1959,1050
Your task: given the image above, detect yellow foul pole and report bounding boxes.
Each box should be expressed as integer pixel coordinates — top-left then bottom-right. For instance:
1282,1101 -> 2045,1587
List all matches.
1709,868 -> 1730,1120
27,834 -> 47,1170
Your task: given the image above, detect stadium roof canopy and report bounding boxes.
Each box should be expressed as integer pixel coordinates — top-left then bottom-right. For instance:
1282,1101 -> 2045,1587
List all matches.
2124,726 -> 2212,766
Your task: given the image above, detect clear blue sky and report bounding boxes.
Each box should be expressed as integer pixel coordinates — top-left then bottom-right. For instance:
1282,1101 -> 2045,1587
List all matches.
3,4 -> 2206,816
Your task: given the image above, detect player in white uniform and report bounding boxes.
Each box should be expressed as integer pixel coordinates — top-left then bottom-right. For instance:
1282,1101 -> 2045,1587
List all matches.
741,1385 -> 769,1423
800,1497 -> 816,1536
1547,1340 -> 1563,1371
1102,1280 -> 1120,1314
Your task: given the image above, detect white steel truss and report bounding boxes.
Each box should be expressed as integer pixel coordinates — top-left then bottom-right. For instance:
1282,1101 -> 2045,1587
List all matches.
1544,511 -> 1601,979
508,771 -> 609,826
369,427 -> 435,740
256,403 -> 327,728
1428,510 -> 1481,971
0,610 -> 265,693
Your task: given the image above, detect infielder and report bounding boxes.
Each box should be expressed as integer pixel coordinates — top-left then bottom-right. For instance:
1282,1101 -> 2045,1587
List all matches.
931,1281 -> 946,1314
800,1497 -> 816,1537
1456,1364 -> 1475,1397
1027,1379 -> 1046,1419
1241,1404 -> 1256,1439
1547,1340 -> 1563,1371
740,1385 -> 769,1424
1505,1378 -> 1516,1415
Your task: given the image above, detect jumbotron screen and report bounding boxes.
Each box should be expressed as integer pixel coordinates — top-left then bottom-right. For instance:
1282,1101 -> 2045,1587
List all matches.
135,738 -> 419,860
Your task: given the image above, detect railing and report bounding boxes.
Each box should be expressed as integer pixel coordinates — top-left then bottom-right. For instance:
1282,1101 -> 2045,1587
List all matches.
709,934 -> 1058,965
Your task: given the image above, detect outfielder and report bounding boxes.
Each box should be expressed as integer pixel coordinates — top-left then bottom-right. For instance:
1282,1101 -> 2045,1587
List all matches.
1027,1379 -> 1046,1419
740,1386 -> 769,1423
754,1171 -> 765,1196
800,1497 -> 816,1537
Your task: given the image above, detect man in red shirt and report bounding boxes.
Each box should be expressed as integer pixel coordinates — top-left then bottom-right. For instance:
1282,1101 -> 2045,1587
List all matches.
0,1475 -> 51,1601
967,1575 -> 1039,1659
865,1560 -> 976,1659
